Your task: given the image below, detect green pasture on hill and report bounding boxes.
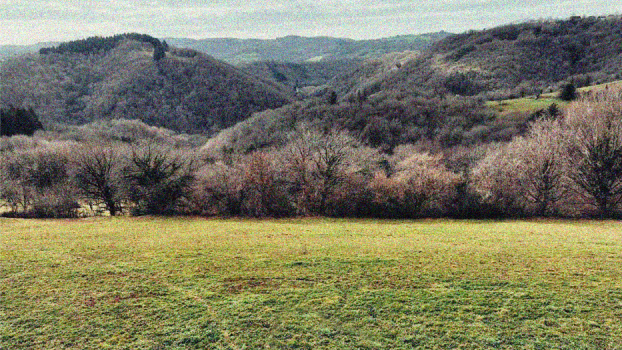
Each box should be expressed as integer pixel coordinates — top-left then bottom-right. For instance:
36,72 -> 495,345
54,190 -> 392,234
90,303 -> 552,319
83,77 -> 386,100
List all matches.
2,218 -> 622,349
486,98 -> 567,119
487,80 -> 622,119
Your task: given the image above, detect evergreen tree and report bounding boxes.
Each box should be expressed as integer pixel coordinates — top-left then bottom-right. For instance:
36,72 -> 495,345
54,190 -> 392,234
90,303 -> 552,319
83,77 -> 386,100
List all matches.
153,43 -> 166,61
0,107 -> 43,137
559,83 -> 577,101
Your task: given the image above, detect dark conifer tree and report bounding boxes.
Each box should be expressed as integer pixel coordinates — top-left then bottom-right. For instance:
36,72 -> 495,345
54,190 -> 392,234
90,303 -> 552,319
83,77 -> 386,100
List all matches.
559,83 -> 577,101
0,107 -> 43,137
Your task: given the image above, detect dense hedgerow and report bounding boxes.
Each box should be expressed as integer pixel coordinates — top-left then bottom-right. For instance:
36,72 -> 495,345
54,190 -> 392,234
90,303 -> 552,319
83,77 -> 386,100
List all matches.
3,89 -> 622,218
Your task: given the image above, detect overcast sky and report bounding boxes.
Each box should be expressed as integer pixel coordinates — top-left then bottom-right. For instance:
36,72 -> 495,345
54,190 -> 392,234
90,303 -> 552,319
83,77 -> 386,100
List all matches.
1,0 -> 621,45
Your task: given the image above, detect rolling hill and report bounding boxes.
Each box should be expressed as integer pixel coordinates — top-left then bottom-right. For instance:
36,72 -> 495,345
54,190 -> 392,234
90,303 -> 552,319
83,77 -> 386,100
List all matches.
207,16 -> 622,152
0,35 -> 293,134
371,15 -> 622,99
165,32 -> 451,64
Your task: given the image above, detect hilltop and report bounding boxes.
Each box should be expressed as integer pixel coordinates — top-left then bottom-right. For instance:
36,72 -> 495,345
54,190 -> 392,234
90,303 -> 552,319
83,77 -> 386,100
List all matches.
0,34 -> 293,134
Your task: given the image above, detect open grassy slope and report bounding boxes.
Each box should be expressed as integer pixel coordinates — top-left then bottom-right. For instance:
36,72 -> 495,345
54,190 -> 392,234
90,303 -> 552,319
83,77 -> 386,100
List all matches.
486,80 -> 622,119
2,218 -> 622,349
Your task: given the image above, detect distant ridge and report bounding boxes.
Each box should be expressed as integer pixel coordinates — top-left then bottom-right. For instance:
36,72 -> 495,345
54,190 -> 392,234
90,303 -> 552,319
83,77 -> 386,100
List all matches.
0,32 -> 450,64
0,42 -> 58,60
165,32 -> 451,64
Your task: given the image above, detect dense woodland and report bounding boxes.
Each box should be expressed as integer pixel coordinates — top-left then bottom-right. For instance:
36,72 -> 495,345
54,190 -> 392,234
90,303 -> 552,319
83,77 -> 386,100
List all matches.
0,36 -> 292,134
379,15 -> 622,99
3,16 -> 622,219
38,34 -> 169,57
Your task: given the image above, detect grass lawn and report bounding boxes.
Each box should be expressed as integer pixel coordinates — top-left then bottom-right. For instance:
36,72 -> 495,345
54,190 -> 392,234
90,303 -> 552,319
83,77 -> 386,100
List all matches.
2,218 -> 622,349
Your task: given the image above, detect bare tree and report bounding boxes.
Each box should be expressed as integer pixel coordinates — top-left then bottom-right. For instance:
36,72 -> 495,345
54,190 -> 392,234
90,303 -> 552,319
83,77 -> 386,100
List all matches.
284,127 -> 367,215
74,145 -> 126,216
563,89 -> 622,217
281,129 -> 316,215
471,143 -> 524,216
472,118 -> 570,217
239,151 -> 293,217
513,120 -> 568,216
125,144 -> 195,215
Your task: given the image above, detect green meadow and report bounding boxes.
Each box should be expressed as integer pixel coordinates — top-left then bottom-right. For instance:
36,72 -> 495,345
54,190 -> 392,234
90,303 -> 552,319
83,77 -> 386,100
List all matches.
487,80 -> 622,119
2,218 -> 622,349
486,98 -> 567,119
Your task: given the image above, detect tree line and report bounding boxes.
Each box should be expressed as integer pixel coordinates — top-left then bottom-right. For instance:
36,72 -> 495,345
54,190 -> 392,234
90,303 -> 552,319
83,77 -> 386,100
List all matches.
39,33 -> 169,61
2,88 -> 622,219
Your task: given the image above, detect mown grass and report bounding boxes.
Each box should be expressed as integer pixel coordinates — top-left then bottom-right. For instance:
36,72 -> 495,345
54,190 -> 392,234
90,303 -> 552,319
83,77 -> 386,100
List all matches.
2,218 -> 622,349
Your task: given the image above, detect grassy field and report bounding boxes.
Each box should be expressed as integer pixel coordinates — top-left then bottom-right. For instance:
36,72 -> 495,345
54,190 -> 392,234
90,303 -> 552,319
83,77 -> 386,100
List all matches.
486,80 -> 622,119
486,97 -> 566,119
2,218 -> 622,349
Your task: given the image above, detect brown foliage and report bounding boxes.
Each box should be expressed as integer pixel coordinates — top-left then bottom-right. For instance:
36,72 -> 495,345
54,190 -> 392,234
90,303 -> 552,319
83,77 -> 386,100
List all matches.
369,149 -> 460,217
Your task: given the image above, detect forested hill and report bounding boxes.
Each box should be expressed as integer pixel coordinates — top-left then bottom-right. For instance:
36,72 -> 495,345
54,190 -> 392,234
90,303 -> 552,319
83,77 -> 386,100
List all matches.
166,32 -> 451,64
369,15 -> 622,99
0,34 -> 293,134
206,16 -> 622,153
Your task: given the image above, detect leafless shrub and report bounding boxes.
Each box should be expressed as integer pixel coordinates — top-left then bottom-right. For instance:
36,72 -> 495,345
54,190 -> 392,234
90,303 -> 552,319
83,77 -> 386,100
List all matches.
31,187 -> 81,219
191,161 -> 244,216
369,149 -> 460,218
74,144 -> 129,216
124,143 -> 195,215
0,141 -> 81,217
562,89 -> 622,217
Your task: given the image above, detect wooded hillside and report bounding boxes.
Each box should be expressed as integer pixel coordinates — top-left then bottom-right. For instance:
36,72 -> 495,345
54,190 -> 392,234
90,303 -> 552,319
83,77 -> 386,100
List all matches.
213,16 -> 622,153
375,15 -> 622,99
0,35 -> 293,134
